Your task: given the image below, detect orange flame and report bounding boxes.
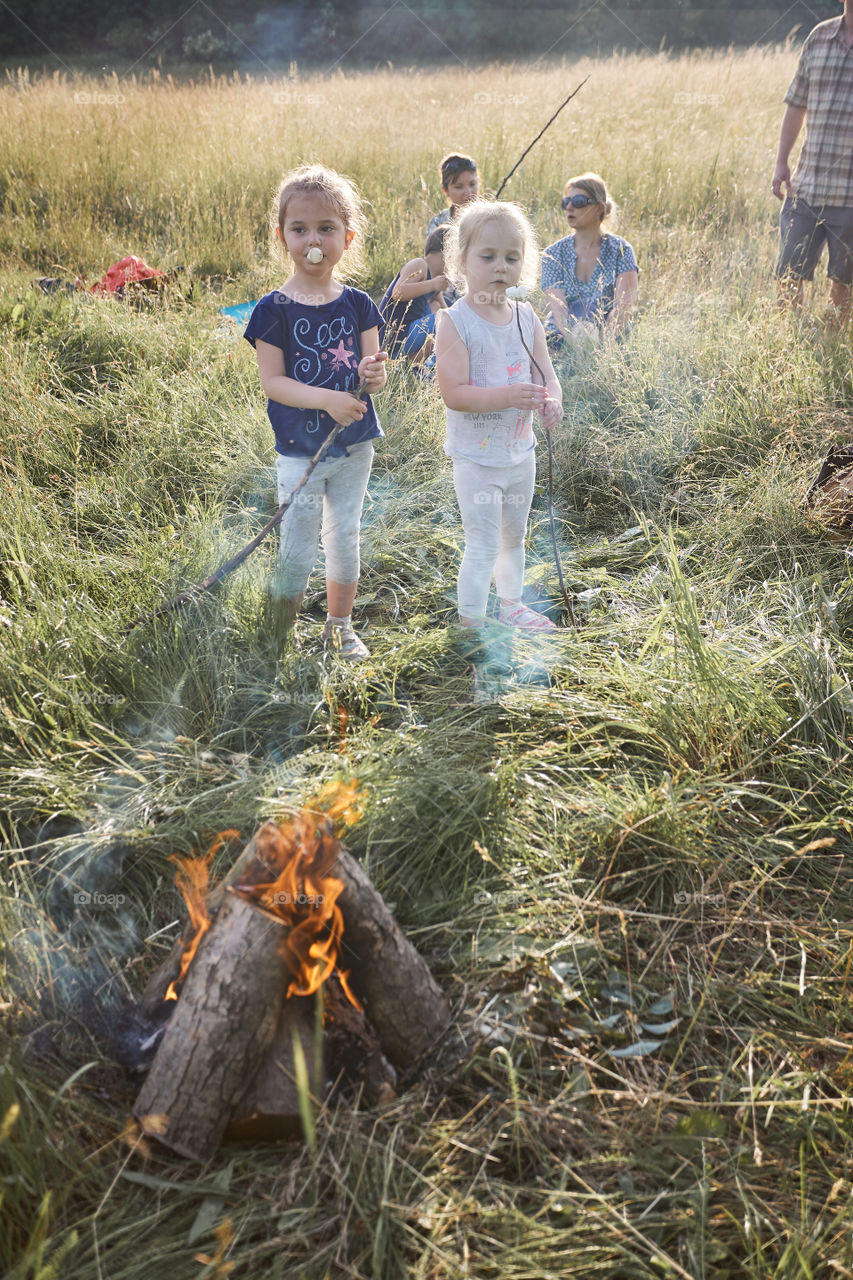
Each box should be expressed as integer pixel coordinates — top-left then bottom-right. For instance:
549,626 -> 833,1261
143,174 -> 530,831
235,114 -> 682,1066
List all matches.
164,829 -> 240,1001
236,782 -> 363,1006
164,785 -> 363,1008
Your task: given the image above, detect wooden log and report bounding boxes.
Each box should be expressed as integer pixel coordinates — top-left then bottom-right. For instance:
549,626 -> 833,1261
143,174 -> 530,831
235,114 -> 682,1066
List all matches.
134,891 -> 288,1161
137,817 -> 450,1145
140,827 -> 284,1016
324,973 -> 398,1106
332,848 -> 450,1069
226,994 -> 317,1142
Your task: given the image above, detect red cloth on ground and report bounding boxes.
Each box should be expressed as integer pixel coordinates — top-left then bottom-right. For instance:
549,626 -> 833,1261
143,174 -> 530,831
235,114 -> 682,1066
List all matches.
89,256 -> 165,294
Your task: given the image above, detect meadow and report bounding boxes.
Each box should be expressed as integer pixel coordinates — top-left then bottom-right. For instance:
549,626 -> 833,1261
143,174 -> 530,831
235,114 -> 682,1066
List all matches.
1,47 -> 853,1280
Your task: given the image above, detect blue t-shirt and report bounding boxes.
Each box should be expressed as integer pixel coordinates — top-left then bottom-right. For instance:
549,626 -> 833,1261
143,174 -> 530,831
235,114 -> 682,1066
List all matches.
540,233 -> 638,329
244,286 -> 385,458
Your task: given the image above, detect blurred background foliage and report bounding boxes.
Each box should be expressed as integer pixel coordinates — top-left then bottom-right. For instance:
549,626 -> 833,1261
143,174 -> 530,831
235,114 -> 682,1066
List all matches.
2,0 -> 843,64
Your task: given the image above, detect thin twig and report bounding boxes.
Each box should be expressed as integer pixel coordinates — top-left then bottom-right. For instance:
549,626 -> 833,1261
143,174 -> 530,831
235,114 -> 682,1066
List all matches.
513,303 -> 576,625
494,77 -> 590,199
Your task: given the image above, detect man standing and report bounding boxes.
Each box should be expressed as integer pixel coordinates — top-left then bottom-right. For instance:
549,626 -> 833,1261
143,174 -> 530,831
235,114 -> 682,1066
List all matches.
772,0 -> 853,326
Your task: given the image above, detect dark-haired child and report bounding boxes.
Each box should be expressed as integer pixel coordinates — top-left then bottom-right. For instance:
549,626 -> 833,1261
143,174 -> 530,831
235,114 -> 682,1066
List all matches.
427,153 -> 479,305
379,226 -> 448,364
427,153 -> 480,235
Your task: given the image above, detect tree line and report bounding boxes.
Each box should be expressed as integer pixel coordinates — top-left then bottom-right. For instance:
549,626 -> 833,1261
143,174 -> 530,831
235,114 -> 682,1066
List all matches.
3,0 -> 839,62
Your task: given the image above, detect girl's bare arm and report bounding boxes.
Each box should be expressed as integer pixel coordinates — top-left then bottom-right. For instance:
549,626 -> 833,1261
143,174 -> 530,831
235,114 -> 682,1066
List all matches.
357,326 -> 388,390
255,339 -> 366,426
531,315 -> 563,429
392,257 -> 447,301
435,314 -> 544,414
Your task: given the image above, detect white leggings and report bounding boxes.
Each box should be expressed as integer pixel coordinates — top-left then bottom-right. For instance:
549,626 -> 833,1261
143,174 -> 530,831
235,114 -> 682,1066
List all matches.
274,441 -> 374,597
452,452 -> 536,619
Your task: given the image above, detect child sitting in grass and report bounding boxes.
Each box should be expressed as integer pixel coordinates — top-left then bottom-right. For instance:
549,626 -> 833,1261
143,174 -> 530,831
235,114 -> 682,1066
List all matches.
427,153 -> 480,305
426,152 -> 480,235
379,226 -> 448,365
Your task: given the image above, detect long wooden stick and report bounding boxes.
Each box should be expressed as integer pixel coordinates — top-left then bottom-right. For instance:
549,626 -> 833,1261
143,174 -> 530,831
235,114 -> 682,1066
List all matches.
125,383 -> 366,634
494,77 -> 589,200
513,304 -> 576,625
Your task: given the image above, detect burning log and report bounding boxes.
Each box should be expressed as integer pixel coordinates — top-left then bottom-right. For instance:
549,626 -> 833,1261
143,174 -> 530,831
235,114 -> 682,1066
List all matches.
134,892 -> 289,1161
134,800 -> 449,1161
139,827 -> 281,1016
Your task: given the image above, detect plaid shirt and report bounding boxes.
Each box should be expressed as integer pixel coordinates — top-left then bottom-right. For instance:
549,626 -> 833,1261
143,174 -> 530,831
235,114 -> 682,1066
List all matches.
785,17 -> 853,207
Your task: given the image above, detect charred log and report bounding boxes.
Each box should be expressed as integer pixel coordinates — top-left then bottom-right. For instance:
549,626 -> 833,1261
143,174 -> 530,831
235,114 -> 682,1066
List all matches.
134,892 -> 288,1161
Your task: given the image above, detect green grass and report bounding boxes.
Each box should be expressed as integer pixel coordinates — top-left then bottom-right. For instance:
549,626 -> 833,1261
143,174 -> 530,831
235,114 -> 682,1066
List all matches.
2,50 -> 853,1280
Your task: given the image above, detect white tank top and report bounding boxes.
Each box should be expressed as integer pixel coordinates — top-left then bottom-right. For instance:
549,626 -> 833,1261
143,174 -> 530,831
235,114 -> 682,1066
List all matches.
442,298 -> 538,467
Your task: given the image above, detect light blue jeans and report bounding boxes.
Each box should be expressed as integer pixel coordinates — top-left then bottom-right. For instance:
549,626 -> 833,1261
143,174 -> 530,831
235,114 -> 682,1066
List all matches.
274,441 -> 374,597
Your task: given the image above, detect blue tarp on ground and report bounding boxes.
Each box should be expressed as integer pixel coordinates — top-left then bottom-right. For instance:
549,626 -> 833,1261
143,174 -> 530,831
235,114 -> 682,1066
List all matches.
218,301 -> 257,325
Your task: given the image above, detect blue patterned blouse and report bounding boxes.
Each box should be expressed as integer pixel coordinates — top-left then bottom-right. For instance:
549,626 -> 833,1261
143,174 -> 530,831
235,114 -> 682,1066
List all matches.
540,233 -> 638,329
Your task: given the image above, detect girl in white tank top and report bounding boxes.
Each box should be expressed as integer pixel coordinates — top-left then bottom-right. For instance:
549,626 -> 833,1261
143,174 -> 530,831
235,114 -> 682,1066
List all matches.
435,201 -> 564,629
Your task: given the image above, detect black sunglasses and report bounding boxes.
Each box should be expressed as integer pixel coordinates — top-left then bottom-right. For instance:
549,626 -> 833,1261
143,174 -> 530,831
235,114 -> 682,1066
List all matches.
562,194 -> 597,209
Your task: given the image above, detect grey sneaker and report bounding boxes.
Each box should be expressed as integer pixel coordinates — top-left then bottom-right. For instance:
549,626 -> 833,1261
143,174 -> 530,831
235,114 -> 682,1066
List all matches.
323,621 -> 370,661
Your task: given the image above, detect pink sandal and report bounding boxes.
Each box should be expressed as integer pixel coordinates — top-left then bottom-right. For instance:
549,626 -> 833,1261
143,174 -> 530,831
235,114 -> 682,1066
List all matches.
497,603 -> 557,631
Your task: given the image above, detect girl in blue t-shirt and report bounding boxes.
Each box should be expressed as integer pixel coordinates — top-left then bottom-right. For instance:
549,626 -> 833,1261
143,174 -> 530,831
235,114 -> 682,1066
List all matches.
244,165 -> 387,661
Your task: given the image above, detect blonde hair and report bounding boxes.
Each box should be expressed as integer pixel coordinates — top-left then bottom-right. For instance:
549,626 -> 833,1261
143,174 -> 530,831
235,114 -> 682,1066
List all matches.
443,199 -> 539,292
269,164 -> 368,278
563,172 -> 615,228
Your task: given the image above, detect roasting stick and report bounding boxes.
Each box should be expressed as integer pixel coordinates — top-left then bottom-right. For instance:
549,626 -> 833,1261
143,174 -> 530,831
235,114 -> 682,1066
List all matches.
506,286 -> 576,626
494,77 -> 589,199
125,378 -> 368,634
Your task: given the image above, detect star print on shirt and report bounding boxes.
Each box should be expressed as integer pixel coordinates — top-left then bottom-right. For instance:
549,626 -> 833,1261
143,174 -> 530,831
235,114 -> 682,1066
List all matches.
324,340 -> 356,371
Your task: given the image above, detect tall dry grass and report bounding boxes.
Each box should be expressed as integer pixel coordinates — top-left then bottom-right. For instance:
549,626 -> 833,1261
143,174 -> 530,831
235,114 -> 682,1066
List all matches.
2,48 -> 796,293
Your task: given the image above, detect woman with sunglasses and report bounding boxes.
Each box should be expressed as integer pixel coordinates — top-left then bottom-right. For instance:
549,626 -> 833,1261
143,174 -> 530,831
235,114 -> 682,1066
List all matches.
541,173 -> 638,346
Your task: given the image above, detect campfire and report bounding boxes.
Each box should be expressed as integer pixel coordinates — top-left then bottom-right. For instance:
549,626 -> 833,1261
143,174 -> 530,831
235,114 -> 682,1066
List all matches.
134,786 -> 450,1161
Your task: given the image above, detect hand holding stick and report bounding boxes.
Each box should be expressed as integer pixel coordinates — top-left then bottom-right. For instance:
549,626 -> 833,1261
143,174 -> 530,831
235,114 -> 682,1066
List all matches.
125,378 -> 370,634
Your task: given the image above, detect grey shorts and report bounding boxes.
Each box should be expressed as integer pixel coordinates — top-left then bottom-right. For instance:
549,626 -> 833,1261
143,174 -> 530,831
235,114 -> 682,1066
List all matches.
776,196 -> 853,285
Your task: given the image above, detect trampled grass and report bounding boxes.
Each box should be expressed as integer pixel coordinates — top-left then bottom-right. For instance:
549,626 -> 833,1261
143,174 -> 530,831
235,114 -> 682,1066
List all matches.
1,48 -> 853,1280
